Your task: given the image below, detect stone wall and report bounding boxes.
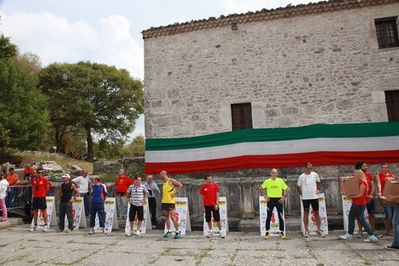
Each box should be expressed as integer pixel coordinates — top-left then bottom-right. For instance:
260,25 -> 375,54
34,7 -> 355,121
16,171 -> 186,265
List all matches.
93,157 -> 144,177
144,3 -> 399,138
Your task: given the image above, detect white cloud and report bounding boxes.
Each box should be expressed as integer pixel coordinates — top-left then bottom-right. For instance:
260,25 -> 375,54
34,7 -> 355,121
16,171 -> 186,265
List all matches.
220,0 -> 313,14
0,11 -> 144,80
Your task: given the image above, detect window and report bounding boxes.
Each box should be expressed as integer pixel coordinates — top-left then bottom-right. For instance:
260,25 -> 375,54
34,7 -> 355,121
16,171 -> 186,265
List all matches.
385,90 -> 399,121
231,103 -> 252,130
375,17 -> 399,49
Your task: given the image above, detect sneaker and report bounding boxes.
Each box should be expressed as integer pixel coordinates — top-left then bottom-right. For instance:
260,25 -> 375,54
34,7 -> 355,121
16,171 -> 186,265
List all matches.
29,225 -> 38,232
42,225 -> 49,232
164,231 -> 172,238
125,230 -> 131,237
220,232 -> 226,239
340,233 -> 353,240
89,228 -> 95,235
263,232 -> 270,240
356,233 -> 363,238
102,228 -> 109,235
279,232 -> 286,240
364,235 -> 378,243
303,230 -> 309,238
136,230 -> 141,236
174,231 -> 181,239
385,245 -> 399,250
316,230 -> 326,238
206,231 -> 213,238
64,228 -> 70,233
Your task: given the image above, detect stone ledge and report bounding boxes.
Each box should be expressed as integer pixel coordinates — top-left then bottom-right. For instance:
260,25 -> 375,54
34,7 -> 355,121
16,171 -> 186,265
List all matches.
0,218 -> 23,230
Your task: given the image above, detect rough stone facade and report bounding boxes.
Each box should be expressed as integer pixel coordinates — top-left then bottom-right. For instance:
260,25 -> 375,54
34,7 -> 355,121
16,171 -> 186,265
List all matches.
144,2 -> 399,138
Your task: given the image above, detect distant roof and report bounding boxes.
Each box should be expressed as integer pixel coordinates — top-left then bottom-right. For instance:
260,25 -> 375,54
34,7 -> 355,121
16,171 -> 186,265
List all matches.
142,0 -> 396,39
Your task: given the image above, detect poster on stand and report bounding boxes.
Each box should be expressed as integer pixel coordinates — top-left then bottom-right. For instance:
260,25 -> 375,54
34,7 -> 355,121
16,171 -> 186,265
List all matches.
300,193 -> 329,235
259,196 -> 286,237
94,197 -> 118,233
164,197 -> 191,236
203,196 -> 229,236
124,202 -> 151,235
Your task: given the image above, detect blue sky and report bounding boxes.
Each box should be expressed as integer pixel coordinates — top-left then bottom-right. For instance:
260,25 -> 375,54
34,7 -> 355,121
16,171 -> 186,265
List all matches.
0,0 -> 311,138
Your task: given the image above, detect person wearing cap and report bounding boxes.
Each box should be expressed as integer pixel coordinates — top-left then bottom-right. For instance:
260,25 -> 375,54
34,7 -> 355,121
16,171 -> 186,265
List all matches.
89,177 -> 108,235
58,174 -> 80,233
30,169 -> 50,232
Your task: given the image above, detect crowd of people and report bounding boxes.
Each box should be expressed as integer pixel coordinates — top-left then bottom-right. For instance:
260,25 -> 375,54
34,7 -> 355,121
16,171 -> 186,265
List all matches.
0,161 -> 398,250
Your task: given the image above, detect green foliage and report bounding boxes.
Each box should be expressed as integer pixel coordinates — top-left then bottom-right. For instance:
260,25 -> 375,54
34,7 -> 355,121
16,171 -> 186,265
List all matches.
121,135 -> 145,157
0,36 -> 49,151
0,35 -> 17,59
39,62 -> 144,160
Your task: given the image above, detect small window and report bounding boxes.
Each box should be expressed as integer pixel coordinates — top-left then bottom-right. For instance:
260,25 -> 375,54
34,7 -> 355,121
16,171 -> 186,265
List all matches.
375,17 -> 399,49
231,103 -> 252,131
385,90 -> 399,121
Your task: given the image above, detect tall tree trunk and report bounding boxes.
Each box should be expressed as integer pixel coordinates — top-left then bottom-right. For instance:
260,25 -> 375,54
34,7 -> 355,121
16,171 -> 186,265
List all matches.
85,126 -> 94,161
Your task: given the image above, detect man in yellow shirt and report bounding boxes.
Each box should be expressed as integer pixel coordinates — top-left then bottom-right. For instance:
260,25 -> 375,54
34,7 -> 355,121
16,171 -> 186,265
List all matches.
260,168 -> 290,239
160,170 -> 183,239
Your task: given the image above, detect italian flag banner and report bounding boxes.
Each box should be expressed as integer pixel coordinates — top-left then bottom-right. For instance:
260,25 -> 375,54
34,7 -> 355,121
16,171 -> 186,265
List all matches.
145,122 -> 399,174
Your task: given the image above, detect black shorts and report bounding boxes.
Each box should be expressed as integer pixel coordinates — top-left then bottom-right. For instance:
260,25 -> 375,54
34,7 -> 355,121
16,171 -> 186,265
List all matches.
161,203 -> 175,211
302,199 -> 319,212
205,206 -> 220,223
129,205 -> 144,221
32,197 -> 47,210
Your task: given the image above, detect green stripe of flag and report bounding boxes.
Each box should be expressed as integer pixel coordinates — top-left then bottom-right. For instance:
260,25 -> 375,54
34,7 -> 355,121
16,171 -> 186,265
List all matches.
146,122 -> 399,151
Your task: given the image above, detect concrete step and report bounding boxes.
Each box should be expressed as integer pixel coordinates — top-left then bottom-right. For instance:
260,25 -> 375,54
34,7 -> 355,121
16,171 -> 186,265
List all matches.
0,218 -> 24,230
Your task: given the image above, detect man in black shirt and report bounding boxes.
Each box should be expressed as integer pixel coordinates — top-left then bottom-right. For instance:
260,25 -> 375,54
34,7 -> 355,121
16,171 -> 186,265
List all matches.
58,174 -> 80,232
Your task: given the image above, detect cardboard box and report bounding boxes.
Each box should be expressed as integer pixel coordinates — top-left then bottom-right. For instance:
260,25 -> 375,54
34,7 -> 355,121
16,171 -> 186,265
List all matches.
342,176 -> 360,196
383,179 -> 399,196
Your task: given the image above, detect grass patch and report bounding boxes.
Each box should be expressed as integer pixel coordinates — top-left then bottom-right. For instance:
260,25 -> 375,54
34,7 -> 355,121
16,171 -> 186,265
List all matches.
195,247 -> 213,266
229,249 -> 239,264
0,244 -> 7,247
97,173 -> 117,183
148,248 -> 171,265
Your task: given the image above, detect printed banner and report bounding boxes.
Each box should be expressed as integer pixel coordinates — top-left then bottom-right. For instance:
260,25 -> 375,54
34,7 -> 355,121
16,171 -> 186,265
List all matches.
300,193 -> 329,235
31,196 -> 57,228
342,195 -> 369,233
124,202 -> 151,235
164,197 -> 191,235
259,196 -> 286,236
95,197 -> 118,233
203,196 -> 228,236
63,197 -> 87,230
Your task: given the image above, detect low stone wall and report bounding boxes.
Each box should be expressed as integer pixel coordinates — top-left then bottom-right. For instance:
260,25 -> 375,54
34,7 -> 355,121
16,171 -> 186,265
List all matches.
93,157 -> 144,177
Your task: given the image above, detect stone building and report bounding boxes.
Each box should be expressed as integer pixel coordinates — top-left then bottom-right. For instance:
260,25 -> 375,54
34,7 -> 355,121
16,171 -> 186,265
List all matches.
142,0 -> 399,229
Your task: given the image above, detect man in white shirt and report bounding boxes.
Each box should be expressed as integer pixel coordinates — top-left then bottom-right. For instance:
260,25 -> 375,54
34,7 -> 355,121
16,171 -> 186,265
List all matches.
73,170 -> 90,217
297,162 -> 324,238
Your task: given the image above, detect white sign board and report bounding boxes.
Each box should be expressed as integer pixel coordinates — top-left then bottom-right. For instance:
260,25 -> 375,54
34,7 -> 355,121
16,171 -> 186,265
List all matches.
164,197 -> 191,236
300,193 -> 329,235
203,196 -> 229,236
95,197 -> 118,233
342,195 -> 369,233
259,196 -> 285,236
31,196 -> 57,229
64,197 -> 87,230
124,203 -> 151,235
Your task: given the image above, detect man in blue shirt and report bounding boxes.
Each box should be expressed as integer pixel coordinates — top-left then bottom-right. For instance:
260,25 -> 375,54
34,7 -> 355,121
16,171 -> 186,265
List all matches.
89,177 -> 107,235
144,175 -> 160,227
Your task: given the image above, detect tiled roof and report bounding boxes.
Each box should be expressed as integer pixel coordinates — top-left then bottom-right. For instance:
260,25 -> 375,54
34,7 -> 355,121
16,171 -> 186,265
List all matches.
142,0 -> 398,39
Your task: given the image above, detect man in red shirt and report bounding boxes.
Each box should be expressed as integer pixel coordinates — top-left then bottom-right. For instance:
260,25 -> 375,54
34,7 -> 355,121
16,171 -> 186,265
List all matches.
115,169 -> 133,220
5,168 -> 19,208
30,170 -> 50,232
200,175 -> 224,238
376,163 -> 396,236
355,162 -> 376,234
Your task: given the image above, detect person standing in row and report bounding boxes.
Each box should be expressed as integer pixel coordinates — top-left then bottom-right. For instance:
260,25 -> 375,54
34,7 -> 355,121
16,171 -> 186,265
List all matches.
340,170 -> 378,242
200,175 -> 224,238
144,175 -> 160,228
0,178 -> 9,222
261,168 -> 289,240
58,174 -> 80,233
376,163 -> 395,236
383,186 -> 399,250
30,170 -> 50,232
115,169 -> 133,220
5,168 -> 19,208
160,170 -> 183,239
89,177 -> 107,235
126,176 -> 149,236
72,170 -> 90,217
297,162 -> 324,238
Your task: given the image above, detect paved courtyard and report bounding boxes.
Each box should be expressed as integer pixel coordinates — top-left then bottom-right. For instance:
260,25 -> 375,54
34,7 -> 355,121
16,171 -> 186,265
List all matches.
0,225 -> 398,266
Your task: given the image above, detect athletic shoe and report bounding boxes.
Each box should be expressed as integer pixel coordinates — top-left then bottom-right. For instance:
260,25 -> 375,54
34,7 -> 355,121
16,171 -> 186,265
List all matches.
64,228 -> 70,233
42,225 -> 49,232
103,228 -> 109,235
356,233 -> 363,238
136,230 -> 141,236
385,245 -> 399,250
174,231 -> 181,239
316,230 -> 326,238
220,232 -> 226,239
303,230 -> 309,238
89,228 -> 95,235
364,235 -> 378,243
207,231 -> 213,238
279,232 -> 286,240
263,232 -> 270,240
164,231 -> 172,238
125,231 -> 131,237
29,226 -> 38,232
340,233 -> 353,240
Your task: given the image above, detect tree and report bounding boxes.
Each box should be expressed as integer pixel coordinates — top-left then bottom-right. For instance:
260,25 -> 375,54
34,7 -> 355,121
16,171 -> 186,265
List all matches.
0,35 -> 49,150
40,62 -> 144,160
